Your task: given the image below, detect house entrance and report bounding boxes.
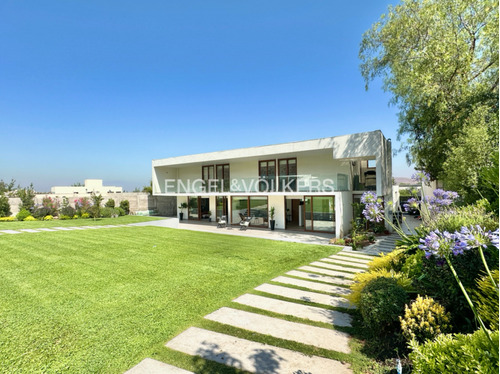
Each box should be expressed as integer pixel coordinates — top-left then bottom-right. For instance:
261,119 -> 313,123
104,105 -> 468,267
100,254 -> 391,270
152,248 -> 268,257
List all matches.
285,198 -> 303,230
188,196 -> 210,220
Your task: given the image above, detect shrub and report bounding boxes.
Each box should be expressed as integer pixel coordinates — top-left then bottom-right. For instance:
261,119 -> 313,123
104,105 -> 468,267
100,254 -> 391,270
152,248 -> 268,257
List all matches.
17,184 -> 36,211
359,277 -> 409,335
90,193 -> 103,219
0,216 -> 14,222
472,270 -> 499,330
43,215 -> 53,221
105,198 -> 115,208
59,215 -> 72,220
75,197 -> 91,216
414,246 -> 498,333
81,213 -> 90,219
41,196 -> 59,216
0,195 -> 11,217
100,207 -> 119,218
116,207 -> 126,216
409,329 -> 499,374
348,269 -> 412,305
24,215 -> 36,221
426,199 -> 498,234
400,295 -> 451,344
368,248 -> 406,271
73,215 -> 79,219
60,205 -> 76,218
32,206 -> 51,219
119,200 -> 130,214
16,209 -> 31,221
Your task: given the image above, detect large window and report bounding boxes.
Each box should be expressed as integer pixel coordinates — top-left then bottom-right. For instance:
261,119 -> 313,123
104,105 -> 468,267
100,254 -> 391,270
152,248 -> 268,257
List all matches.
259,160 -> 276,192
216,164 -> 230,192
278,158 -> 297,192
188,196 -> 210,220
231,196 -> 268,226
202,165 -> 215,192
304,196 -> 335,232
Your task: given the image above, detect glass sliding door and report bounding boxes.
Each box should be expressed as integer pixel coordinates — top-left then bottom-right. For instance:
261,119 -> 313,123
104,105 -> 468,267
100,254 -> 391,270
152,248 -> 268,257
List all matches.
188,196 -> 199,220
216,164 -> 230,192
249,196 -> 268,226
231,196 -> 248,223
216,196 -> 228,220
304,196 -> 335,232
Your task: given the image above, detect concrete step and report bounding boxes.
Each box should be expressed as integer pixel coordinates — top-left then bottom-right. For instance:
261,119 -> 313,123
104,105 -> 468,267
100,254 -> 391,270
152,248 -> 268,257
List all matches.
286,270 -> 353,286
336,252 -> 375,260
298,266 -> 356,279
327,255 -> 371,265
166,327 -> 352,374
233,294 -> 352,327
272,276 -> 351,296
254,284 -> 354,309
125,358 -> 194,374
309,261 -> 365,273
205,307 -> 351,353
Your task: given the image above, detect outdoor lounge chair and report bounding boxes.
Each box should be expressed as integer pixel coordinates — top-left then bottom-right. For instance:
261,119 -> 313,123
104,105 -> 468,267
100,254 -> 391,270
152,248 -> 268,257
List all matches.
217,215 -> 227,228
240,216 -> 252,230
238,213 -> 246,223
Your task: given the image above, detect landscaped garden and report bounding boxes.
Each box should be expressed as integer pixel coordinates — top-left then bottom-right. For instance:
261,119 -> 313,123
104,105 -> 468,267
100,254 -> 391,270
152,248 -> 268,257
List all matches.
0,225 -> 344,373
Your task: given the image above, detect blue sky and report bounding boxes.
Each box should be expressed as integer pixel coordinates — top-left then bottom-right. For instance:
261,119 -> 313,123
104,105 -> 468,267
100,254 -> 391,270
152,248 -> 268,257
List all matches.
0,0 -> 412,192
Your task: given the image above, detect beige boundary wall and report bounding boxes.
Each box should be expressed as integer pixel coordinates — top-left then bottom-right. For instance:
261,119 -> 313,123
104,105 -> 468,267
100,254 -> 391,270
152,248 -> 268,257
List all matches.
7,193 -> 176,217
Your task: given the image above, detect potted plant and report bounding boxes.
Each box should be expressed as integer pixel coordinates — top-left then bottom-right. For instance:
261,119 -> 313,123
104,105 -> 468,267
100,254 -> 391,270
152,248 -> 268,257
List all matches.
206,211 -> 212,222
269,206 -> 276,230
178,202 -> 188,220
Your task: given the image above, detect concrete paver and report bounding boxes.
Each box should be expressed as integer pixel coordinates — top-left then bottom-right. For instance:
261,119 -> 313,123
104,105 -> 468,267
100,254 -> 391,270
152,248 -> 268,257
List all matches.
328,255 -> 371,264
336,252 -> 375,260
233,294 -> 353,327
124,358 -> 194,374
254,284 -> 354,309
321,257 -> 369,268
272,276 -> 351,295
310,261 -> 365,273
205,307 -> 351,353
298,266 -> 356,279
166,327 -> 352,374
286,270 -> 354,286
0,230 -> 22,234
18,229 -> 40,233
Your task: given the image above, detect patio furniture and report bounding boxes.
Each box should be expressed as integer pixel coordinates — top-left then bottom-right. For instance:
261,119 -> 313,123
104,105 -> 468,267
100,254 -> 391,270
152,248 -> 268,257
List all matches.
240,217 -> 252,230
217,215 -> 227,228
238,213 -> 246,223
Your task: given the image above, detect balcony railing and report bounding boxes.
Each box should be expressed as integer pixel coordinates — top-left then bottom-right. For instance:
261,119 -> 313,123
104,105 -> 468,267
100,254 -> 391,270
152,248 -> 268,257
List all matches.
163,174 -> 352,194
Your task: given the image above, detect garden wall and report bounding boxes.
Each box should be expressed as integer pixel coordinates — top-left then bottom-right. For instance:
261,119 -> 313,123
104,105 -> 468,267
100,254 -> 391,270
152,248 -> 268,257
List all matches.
8,193 -> 176,217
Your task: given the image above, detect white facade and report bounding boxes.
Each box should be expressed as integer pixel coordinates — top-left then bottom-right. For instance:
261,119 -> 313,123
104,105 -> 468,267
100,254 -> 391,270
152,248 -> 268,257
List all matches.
152,130 -> 392,237
51,179 -> 123,195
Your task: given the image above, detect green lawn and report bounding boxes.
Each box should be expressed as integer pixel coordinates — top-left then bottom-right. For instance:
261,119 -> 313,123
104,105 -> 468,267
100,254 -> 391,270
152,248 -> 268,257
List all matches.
0,226 -> 340,373
0,215 -> 163,230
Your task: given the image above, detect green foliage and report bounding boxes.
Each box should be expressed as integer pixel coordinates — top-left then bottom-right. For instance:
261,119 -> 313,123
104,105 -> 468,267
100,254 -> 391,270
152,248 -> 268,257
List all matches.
59,215 -> 72,220
105,198 -> 115,208
414,246 -> 499,332
349,269 -> 412,305
0,179 -> 16,195
24,216 -> 36,221
426,199 -> 498,233
81,213 -> 90,219
116,207 -> 126,216
41,196 -> 59,216
16,184 -> 36,211
60,205 -> 76,218
74,197 -> 91,216
0,216 -> 14,222
0,195 -> 11,217
32,206 -> 51,219
100,207 -> 120,218
360,0 -> 499,195
409,329 -> 499,374
400,295 -> 451,344
43,215 -> 53,221
472,270 -> 499,330
359,277 -> 409,335
119,200 -> 130,214
368,248 -> 406,271
90,193 -> 104,219
16,209 -> 31,221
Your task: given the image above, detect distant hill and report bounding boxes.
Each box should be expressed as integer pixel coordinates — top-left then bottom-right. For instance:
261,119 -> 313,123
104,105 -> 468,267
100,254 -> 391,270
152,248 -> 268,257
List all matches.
394,177 -> 418,186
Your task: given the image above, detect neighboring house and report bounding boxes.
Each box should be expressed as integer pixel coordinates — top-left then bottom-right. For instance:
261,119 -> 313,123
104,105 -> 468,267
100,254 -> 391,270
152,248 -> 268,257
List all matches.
51,179 -> 123,195
152,130 -> 393,237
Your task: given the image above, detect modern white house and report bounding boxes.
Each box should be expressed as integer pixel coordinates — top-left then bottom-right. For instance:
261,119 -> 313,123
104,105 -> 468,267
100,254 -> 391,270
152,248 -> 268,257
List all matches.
51,179 -> 123,195
152,130 -> 393,237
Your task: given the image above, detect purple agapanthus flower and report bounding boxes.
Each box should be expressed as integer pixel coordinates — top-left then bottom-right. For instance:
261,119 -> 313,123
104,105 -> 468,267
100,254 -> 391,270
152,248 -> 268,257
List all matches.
412,171 -> 431,184
360,191 -> 378,204
362,203 -> 384,223
403,197 -> 419,212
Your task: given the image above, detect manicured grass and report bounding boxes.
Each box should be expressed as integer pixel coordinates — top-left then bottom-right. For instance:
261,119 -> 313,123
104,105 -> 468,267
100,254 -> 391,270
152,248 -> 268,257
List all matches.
0,227 -> 339,373
0,215 -> 163,230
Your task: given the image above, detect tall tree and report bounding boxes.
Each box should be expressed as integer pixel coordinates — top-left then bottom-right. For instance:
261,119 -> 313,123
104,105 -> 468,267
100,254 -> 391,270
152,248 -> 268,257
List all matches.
360,0 -> 498,195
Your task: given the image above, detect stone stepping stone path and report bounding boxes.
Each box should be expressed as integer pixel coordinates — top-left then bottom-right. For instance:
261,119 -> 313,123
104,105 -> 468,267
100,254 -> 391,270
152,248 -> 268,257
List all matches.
272,275 -> 351,296
124,358 -> 194,374
321,257 -> 369,268
298,265 -> 357,279
233,294 -> 353,327
0,229 -> 22,234
205,307 -> 351,353
255,283 -> 354,309
309,261 -> 365,273
125,249 -> 378,373
286,269 -> 354,286
166,327 -> 352,374
0,223 -> 138,235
